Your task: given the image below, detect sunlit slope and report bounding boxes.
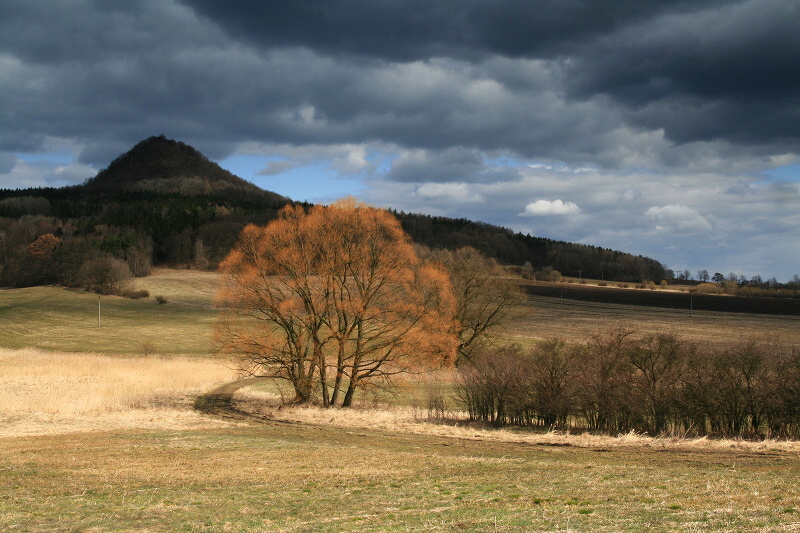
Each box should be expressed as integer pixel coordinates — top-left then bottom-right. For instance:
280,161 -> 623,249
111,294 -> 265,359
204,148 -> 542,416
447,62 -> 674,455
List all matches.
0,269 -> 219,356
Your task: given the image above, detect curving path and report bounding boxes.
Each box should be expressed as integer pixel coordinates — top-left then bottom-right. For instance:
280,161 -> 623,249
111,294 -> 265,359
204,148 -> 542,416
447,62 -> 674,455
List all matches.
193,377 -> 274,422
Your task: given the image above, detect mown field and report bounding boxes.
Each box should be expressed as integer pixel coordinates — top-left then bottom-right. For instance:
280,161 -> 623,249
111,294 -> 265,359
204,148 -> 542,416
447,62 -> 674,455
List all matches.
507,289 -> 800,349
2,269 -> 800,531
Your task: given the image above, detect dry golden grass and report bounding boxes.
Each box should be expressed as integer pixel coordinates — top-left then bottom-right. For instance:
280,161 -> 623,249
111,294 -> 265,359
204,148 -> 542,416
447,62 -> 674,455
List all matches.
0,348 -> 238,437
232,379 -> 800,454
4,269 -> 800,531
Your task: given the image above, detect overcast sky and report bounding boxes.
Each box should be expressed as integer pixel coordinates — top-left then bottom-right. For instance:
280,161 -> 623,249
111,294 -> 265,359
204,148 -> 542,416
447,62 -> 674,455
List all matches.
1,0 -> 798,281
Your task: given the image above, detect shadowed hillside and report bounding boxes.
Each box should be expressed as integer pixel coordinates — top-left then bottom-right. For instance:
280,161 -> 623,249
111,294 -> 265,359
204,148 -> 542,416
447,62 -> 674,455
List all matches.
1,136 -> 669,287
83,135 -> 285,201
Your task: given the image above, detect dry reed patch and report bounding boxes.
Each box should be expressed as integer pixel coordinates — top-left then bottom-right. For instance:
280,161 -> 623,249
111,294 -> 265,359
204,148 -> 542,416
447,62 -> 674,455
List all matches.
0,348 -> 237,437
232,384 -> 800,454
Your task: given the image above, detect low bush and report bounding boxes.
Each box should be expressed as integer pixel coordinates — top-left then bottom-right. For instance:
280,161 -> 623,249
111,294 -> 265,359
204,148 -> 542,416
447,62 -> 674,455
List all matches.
120,289 -> 150,299
692,282 -> 724,295
455,331 -> 800,438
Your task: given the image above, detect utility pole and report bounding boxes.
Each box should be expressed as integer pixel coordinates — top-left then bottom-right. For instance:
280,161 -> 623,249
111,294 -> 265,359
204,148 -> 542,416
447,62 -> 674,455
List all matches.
98,293 -> 101,327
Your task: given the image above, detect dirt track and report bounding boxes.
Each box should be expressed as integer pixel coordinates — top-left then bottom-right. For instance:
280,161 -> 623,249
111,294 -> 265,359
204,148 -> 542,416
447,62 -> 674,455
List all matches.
193,377 -> 266,421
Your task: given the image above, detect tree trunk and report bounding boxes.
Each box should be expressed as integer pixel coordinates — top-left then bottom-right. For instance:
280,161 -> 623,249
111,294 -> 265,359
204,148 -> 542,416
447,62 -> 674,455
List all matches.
318,349 -> 330,407
342,379 -> 357,407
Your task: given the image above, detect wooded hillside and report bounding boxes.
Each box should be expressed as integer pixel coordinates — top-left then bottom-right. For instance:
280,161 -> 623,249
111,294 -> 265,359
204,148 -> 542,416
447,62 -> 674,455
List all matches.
0,136 -> 668,288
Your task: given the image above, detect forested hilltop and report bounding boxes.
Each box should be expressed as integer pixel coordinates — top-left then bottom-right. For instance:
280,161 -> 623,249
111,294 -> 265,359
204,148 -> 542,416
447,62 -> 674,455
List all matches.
0,136 -> 667,288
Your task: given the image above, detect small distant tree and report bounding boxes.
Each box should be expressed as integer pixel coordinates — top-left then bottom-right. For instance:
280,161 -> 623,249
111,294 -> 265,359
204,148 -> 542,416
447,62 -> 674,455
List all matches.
424,246 -> 525,363
711,272 -> 725,284
193,238 -> 209,270
127,235 -> 153,278
78,255 -> 132,295
27,233 -> 61,283
697,269 -> 709,282
575,328 -> 638,432
456,344 -> 533,425
216,200 -> 458,406
530,339 -> 579,429
27,233 -> 60,260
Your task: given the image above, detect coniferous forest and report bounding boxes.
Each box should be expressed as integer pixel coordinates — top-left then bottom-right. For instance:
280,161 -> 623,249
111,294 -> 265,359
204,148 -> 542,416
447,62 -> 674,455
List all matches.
0,136 -> 668,288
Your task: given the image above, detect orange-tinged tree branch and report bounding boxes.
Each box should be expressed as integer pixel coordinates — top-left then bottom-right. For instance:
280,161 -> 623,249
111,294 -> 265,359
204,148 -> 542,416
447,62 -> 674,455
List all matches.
216,199 -> 458,406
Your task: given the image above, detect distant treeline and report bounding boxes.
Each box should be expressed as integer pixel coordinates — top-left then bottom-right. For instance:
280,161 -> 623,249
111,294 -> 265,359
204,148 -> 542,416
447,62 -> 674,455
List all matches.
1,186 -> 666,288
395,212 -> 668,282
526,283 -> 800,314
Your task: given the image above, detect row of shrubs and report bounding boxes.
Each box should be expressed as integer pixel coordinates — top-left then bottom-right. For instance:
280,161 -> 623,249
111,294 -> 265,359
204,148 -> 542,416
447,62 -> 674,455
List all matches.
119,289 -> 168,304
455,330 -> 800,439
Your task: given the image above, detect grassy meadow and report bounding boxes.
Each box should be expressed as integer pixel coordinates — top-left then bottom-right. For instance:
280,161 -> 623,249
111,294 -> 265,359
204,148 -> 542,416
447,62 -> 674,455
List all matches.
2,268 -> 800,531
0,269 -> 219,356
508,286 -> 800,349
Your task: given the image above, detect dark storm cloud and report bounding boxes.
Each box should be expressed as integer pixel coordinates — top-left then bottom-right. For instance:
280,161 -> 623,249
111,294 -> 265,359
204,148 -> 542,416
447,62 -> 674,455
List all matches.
0,152 -> 16,174
0,0 -> 229,163
2,0 -> 796,171
1,0 -> 797,279
564,0 -> 800,145
385,147 -> 517,183
183,0 -> 716,61
182,0 -> 798,150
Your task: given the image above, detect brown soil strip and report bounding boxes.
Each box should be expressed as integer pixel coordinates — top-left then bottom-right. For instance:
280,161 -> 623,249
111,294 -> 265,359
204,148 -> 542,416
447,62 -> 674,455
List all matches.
193,377 -> 265,420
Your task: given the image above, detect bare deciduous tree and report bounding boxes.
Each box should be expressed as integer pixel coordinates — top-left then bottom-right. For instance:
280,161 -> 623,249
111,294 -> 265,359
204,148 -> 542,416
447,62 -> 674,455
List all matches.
424,246 -> 525,363
216,199 -> 458,406
78,255 -> 132,295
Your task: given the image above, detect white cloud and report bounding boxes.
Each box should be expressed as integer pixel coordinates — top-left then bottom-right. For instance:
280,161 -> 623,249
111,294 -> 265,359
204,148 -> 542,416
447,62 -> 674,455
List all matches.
519,199 -> 581,217
0,158 -> 96,189
644,205 -> 712,233
414,183 -> 483,203
330,146 -> 369,175
257,160 -> 301,176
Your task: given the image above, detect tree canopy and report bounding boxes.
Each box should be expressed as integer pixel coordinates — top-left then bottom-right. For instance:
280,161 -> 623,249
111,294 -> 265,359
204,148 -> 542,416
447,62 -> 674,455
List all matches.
423,246 -> 525,363
215,199 -> 459,406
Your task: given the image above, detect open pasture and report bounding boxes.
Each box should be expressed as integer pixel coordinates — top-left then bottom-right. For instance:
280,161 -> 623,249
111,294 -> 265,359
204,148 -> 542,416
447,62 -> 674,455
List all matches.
3,268 -> 800,531
2,268 -> 798,357
0,269 -> 218,356
509,291 -> 800,348
4,415 -> 800,532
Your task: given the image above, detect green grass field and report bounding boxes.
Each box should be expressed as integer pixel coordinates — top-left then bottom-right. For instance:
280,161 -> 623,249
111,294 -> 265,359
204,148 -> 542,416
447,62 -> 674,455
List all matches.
3,269 -> 800,531
5,424 -> 800,532
3,268 -> 797,356
508,292 -> 800,348
0,270 -> 218,356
